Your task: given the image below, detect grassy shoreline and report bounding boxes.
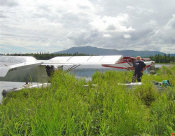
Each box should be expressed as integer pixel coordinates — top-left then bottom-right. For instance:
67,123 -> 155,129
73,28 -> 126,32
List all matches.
0,66 -> 175,135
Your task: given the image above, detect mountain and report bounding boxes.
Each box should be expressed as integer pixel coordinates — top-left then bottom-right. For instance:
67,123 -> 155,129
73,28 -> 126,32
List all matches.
55,46 -> 165,57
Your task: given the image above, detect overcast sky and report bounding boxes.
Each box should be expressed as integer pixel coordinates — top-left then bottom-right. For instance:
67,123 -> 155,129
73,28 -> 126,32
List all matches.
0,0 -> 175,53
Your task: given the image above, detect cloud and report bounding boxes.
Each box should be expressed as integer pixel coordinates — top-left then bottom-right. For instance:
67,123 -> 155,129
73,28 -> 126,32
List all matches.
0,0 -> 18,7
103,33 -> 111,38
123,34 -> 131,39
0,13 -> 6,18
0,0 -> 175,53
151,14 -> 175,49
90,14 -> 135,32
165,14 -> 175,29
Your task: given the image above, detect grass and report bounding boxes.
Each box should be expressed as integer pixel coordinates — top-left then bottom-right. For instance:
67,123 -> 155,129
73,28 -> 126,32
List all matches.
0,66 -> 175,135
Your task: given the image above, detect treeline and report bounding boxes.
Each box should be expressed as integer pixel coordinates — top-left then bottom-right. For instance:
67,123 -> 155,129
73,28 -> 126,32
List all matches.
5,53 -> 88,60
150,54 -> 175,63
4,53 -> 175,63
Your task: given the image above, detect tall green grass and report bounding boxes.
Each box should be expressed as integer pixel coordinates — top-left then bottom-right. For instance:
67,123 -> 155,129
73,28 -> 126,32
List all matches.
0,66 -> 175,135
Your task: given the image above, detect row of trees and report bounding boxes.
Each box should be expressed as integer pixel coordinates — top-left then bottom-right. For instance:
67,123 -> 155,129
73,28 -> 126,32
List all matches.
6,53 -> 88,60
3,53 -> 175,63
150,54 -> 175,63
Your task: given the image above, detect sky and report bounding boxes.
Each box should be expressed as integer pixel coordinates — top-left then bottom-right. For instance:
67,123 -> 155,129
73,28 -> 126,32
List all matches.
0,0 -> 175,53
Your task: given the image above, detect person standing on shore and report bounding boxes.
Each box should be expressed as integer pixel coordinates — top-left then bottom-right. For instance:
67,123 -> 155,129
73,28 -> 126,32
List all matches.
132,56 -> 146,82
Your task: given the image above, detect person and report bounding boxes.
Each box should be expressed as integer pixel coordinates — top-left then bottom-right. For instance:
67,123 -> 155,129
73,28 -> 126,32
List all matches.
45,65 -> 55,77
132,56 -> 146,82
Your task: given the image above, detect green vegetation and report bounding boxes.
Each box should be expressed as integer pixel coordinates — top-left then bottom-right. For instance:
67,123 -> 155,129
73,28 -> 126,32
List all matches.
150,54 -> 175,63
6,53 -> 88,60
5,53 -> 175,63
0,66 -> 175,135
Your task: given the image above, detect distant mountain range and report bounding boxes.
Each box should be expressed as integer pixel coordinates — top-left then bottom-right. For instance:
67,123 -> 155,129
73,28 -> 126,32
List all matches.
55,46 -> 165,57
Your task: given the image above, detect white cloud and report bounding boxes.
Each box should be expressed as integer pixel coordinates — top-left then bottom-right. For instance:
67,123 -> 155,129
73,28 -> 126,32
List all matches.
90,14 -> 135,32
103,33 -> 111,38
165,14 -> 175,29
0,0 -> 175,53
123,34 -> 131,39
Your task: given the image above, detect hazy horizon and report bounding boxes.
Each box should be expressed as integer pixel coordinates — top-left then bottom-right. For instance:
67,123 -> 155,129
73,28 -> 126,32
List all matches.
0,46 -> 171,55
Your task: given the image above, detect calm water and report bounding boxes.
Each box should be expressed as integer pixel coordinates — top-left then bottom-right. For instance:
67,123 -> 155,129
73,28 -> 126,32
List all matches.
155,64 -> 174,68
71,67 -> 123,80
